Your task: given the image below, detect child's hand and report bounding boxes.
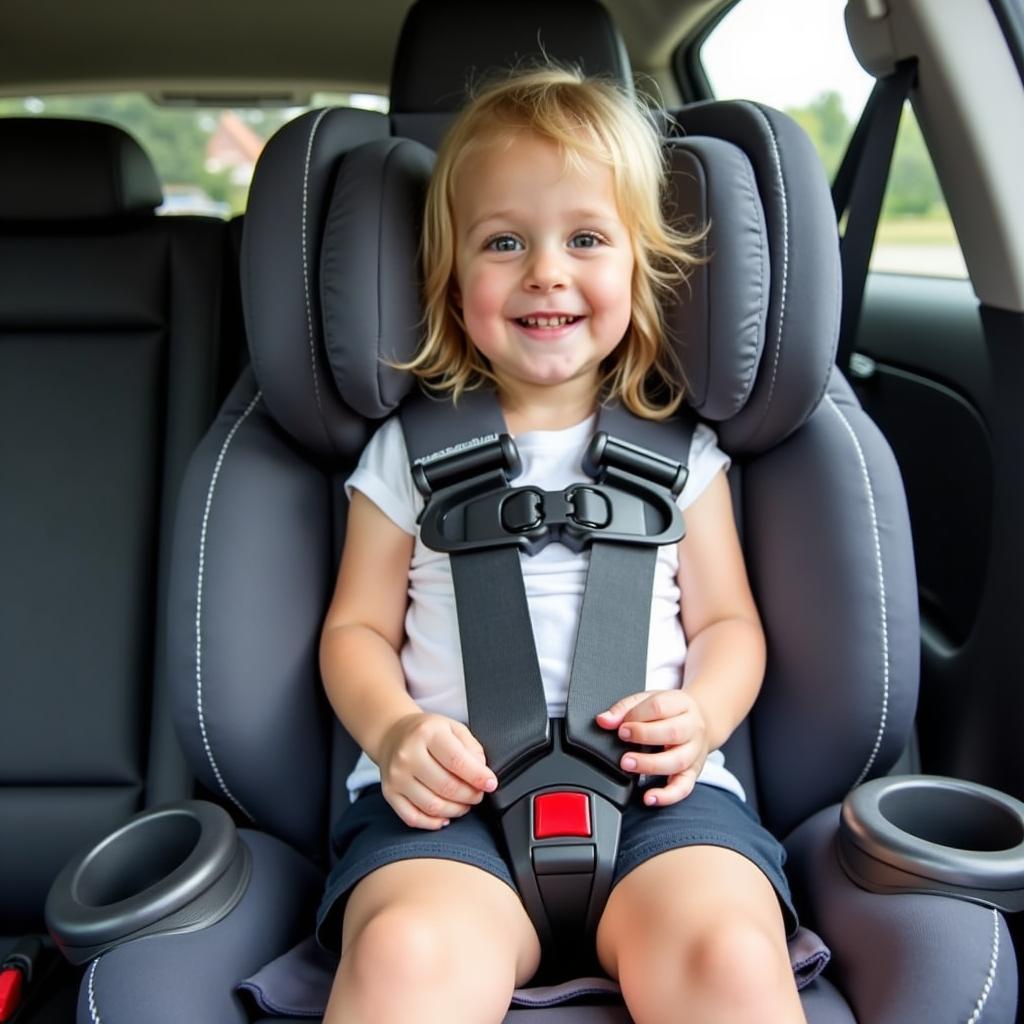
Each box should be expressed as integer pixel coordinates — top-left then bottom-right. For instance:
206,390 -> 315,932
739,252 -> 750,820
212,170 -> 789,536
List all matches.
377,712 -> 498,830
596,690 -> 709,807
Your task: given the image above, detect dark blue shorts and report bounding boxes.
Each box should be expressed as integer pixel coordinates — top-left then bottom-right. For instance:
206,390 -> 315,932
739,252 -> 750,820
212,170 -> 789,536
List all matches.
316,781 -> 797,954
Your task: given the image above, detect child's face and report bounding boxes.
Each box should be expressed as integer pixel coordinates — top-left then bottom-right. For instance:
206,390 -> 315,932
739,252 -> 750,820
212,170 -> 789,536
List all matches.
452,132 -> 634,405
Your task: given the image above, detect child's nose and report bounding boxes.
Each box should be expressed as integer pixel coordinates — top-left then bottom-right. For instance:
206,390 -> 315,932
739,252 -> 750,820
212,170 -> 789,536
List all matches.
524,249 -> 568,291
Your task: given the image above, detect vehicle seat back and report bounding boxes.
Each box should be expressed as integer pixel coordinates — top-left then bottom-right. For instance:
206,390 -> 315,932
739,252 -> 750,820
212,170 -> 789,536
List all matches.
0,117 -> 238,939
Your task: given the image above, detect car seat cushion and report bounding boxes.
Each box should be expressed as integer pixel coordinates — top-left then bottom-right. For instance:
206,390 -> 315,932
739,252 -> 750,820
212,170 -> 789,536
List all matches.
238,928 -> 829,1019
663,137 -> 769,422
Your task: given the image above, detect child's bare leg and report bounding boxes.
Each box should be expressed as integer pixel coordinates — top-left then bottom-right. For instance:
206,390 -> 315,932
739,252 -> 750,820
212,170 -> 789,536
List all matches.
323,858 -> 541,1024
596,845 -> 807,1024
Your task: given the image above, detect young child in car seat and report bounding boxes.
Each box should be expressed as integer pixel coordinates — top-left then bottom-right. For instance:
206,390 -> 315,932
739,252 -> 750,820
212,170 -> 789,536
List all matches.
317,67 -> 808,1024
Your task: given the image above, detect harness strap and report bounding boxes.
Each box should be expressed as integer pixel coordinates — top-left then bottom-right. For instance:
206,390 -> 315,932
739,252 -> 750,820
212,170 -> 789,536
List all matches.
400,388 -> 697,777
564,540 -> 659,770
565,399 -> 693,769
450,548 -> 550,777
401,389 -> 550,776
399,386 -> 696,973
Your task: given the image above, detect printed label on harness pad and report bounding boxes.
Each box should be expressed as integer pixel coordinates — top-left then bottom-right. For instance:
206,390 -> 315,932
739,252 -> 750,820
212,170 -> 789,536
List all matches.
416,433 -> 500,466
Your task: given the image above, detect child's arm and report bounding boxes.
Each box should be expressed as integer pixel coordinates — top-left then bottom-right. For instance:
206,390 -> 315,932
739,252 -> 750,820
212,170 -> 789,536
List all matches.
596,469 -> 766,805
321,491 -> 497,829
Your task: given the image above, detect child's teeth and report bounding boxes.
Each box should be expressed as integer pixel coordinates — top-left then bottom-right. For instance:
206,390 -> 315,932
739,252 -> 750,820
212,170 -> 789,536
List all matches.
522,315 -> 573,327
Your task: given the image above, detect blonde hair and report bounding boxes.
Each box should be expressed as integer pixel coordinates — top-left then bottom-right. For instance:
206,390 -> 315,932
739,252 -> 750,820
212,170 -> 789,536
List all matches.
402,65 -> 705,419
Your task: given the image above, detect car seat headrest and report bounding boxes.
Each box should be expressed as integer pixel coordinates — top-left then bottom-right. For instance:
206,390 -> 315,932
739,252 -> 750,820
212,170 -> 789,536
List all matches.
669,101 -> 841,453
663,137 -> 769,428
389,0 -> 632,148
242,107 -> 426,460
0,117 -> 163,221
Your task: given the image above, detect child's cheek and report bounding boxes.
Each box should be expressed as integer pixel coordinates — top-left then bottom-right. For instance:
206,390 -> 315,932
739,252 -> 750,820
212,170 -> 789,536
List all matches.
464,267 -> 509,318
590,263 -> 633,336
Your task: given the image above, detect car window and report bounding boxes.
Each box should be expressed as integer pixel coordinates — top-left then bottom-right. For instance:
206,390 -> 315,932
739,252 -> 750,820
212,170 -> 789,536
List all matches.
698,0 -> 966,279
0,91 -> 389,217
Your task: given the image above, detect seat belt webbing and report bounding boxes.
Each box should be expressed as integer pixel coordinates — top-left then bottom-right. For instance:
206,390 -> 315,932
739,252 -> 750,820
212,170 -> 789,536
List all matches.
832,58 -> 917,373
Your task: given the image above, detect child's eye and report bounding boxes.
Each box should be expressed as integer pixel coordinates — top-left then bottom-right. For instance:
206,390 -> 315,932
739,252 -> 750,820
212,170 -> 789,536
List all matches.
569,231 -> 604,249
485,234 -> 523,252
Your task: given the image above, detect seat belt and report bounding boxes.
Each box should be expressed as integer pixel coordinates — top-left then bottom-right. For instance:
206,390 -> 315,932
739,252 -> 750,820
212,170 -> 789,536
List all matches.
832,58 -> 917,373
400,389 -> 693,976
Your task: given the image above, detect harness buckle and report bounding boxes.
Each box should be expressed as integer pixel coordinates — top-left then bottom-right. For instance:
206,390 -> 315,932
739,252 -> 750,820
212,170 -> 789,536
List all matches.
491,720 -> 631,981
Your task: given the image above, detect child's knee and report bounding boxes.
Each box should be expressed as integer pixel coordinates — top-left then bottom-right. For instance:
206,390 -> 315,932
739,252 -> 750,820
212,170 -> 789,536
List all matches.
345,904 -> 456,989
618,915 -> 788,1009
686,917 -> 790,1006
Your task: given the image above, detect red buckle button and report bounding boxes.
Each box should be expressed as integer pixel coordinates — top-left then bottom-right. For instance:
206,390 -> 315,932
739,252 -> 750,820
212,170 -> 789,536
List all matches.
533,792 -> 591,839
0,967 -> 23,1023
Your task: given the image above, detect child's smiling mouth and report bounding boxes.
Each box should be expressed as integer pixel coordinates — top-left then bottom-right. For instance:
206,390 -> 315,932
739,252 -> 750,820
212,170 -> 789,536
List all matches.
515,314 -> 582,327
512,313 -> 585,339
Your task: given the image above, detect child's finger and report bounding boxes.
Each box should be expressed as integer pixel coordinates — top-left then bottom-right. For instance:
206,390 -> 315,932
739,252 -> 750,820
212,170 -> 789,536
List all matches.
451,720 -> 488,765
617,691 -> 688,725
619,742 -> 697,777
595,692 -> 649,727
614,714 -> 693,747
388,790 -> 451,831
430,726 -> 498,793
641,770 -> 697,808
405,776 -> 476,820
416,758 -> 487,807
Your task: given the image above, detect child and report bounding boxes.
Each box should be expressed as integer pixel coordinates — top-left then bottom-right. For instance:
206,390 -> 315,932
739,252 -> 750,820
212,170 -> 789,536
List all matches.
317,67 -> 808,1024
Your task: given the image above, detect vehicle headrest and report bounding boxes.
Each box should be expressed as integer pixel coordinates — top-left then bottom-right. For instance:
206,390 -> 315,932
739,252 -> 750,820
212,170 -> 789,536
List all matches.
243,101 -> 839,461
390,0 -> 632,147
0,117 -> 163,221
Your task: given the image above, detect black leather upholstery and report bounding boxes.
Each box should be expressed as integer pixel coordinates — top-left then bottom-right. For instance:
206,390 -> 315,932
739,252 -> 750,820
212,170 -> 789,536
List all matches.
389,0 -> 634,149
0,117 -> 163,221
389,0 -> 632,114
0,117 -> 236,937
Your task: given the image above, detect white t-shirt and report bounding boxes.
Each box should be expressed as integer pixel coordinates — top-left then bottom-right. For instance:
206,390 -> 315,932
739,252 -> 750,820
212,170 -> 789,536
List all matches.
342,412 -> 746,803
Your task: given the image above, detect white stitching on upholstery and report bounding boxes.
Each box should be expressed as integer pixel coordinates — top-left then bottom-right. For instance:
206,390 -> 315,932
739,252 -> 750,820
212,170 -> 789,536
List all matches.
967,909 -> 1000,1023
302,109 -> 330,420
746,103 -> 788,435
195,391 -> 263,820
87,957 -> 103,1024
826,396 -> 890,787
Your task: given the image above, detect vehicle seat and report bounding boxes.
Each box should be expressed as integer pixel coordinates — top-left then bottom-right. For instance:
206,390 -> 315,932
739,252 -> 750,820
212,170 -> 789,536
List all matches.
57,3 -> 1019,1022
0,116 -> 238,954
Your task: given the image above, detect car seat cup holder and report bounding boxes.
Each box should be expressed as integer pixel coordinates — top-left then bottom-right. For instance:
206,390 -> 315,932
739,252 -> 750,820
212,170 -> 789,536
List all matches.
45,800 -> 251,965
839,775 -> 1024,913
490,720 -> 634,980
